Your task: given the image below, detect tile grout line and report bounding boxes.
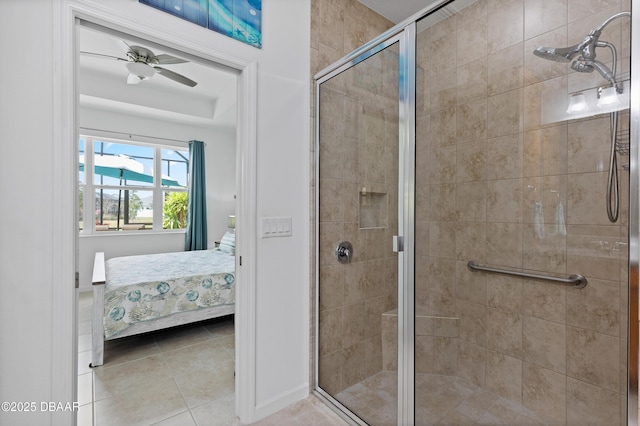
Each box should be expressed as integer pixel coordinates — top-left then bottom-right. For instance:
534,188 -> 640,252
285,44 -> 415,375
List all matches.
163,359 -> 195,426
156,325 -> 236,425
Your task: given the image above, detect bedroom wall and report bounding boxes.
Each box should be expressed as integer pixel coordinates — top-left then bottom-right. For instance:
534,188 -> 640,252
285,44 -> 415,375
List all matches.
0,0 -> 310,425
76,106 -> 237,290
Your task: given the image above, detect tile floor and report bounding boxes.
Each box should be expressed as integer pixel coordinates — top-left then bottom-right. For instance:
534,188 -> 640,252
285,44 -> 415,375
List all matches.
335,371 -> 553,426
78,290 -> 559,425
76,291 -> 347,426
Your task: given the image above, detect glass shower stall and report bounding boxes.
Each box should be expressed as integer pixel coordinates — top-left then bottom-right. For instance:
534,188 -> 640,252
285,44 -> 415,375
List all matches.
314,0 -> 638,424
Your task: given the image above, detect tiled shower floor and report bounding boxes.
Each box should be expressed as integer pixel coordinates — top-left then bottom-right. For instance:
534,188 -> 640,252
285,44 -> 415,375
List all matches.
335,371 -> 551,425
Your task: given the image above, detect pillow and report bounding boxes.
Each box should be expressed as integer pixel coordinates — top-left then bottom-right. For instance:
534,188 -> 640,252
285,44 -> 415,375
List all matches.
218,231 -> 235,255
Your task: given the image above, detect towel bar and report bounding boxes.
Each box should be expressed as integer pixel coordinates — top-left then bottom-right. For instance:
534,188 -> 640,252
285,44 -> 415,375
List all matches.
467,261 -> 587,289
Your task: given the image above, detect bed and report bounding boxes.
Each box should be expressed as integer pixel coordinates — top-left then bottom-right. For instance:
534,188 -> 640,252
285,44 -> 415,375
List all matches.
90,246 -> 236,367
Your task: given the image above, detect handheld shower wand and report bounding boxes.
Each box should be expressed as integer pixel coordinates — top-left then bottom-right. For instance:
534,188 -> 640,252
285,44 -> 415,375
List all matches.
532,11 -> 630,223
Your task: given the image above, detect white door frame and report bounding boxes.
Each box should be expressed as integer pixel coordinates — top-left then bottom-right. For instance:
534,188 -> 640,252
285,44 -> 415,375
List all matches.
52,2 -> 258,424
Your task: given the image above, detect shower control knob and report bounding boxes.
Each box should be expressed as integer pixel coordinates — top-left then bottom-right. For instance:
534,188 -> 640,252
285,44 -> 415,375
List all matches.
335,241 -> 353,264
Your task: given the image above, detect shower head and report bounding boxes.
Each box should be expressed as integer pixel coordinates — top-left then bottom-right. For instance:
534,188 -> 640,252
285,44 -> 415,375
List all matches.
533,44 -> 580,62
533,12 -> 629,65
571,58 -> 619,89
571,58 -> 613,78
533,33 -> 600,63
533,25 -> 622,91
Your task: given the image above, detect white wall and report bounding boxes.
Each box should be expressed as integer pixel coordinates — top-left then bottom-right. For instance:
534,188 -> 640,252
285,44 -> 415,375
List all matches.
76,106 -> 237,290
0,0 -> 310,424
0,2 -> 56,425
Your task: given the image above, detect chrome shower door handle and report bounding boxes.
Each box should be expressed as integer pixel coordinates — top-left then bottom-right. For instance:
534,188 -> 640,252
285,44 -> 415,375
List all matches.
335,241 -> 353,264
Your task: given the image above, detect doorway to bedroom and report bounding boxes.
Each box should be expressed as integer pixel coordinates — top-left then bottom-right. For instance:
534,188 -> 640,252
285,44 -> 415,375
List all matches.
75,20 -> 241,425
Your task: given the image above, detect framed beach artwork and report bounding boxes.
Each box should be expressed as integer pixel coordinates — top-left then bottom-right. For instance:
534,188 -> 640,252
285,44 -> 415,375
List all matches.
139,0 -> 262,48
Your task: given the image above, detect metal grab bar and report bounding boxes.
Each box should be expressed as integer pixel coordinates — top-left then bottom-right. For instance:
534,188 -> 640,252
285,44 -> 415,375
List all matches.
467,261 -> 587,289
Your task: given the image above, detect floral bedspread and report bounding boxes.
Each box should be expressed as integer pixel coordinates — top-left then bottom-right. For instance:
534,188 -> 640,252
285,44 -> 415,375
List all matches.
103,250 -> 235,339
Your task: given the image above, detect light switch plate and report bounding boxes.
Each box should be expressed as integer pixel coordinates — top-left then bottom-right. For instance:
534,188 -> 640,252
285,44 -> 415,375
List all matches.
262,217 -> 292,238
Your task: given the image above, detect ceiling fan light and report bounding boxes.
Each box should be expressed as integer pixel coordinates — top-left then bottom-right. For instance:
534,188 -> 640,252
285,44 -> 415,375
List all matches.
126,62 -> 156,83
127,73 -> 141,85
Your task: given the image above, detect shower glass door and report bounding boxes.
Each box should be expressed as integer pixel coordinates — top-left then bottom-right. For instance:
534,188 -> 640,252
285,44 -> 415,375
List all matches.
315,37 -> 402,425
316,0 -> 633,424
414,1 -> 630,424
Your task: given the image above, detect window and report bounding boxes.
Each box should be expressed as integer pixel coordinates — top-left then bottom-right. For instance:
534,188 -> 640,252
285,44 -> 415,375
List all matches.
79,136 -> 189,233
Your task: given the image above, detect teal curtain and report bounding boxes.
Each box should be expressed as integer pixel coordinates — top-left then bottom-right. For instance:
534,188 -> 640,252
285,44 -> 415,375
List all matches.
185,140 -> 208,250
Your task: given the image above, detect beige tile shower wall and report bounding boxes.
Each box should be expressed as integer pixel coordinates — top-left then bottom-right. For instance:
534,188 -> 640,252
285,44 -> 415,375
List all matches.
415,0 -> 630,424
310,0 -> 394,395
316,50 -> 399,395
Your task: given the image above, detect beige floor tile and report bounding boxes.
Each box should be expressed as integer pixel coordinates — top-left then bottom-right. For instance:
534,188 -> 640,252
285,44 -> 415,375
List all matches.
433,409 -> 475,426
79,299 -> 340,426
77,403 -> 93,426
154,324 -> 215,353
151,410 -> 197,426
78,332 -> 91,353
94,377 -> 188,426
252,396 -> 347,426
173,360 -> 235,408
452,387 -> 497,421
94,354 -> 173,400
190,397 -> 241,426
335,371 -> 556,425
217,334 -> 235,354
335,382 -> 387,419
363,405 -> 398,426
102,333 -> 161,366
163,340 -> 233,378
78,372 -> 93,406
477,397 -> 545,425
78,350 -> 92,375
204,317 -> 235,338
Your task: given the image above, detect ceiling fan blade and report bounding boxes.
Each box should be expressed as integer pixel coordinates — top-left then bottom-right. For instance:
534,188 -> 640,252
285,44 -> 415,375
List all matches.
154,54 -> 188,65
153,66 -> 197,87
80,51 -> 128,61
119,39 -> 133,53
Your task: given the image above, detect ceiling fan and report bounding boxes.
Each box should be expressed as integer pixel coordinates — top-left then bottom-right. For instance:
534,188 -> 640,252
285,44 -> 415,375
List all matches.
81,40 -> 198,87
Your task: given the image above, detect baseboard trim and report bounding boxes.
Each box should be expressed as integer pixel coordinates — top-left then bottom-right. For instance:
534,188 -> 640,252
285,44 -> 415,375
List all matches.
251,383 -> 309,422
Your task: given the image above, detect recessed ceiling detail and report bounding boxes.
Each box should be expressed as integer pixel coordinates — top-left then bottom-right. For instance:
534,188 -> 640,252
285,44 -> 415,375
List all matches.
79,25 -> 237,130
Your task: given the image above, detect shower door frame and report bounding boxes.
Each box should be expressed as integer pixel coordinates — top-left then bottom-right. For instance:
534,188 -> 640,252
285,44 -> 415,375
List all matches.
628,7 -> 639,426
314,1 -> 640,425
313,29 -> 410,425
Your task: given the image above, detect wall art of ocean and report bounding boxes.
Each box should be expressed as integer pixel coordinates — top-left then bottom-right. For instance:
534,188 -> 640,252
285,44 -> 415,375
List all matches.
140,0 -> 262,48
